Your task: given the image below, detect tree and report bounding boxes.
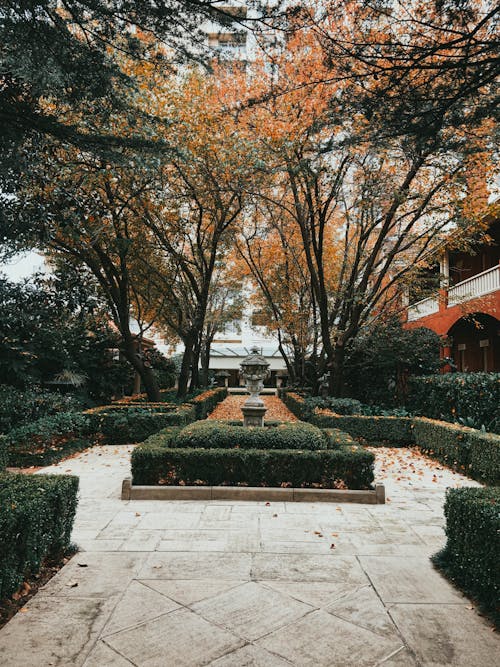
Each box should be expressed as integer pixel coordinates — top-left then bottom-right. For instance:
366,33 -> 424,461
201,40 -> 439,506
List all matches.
344,317 -> 441,406
226,9 -> 497,394
0,268 -> 133,401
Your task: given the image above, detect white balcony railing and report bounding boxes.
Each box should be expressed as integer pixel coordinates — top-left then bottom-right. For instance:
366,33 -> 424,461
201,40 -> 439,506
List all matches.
407,295 -> 439,321
448,264 -> 500,307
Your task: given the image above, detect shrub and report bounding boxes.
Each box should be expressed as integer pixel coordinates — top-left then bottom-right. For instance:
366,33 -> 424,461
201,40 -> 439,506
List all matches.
0,435 -> 7,471
413,418 -> 471,471
189,387 -> 228,419
413,418 -> 500,484
321,428 -> 357,449
131,445 -> 374,489
0,473 -> 79,600
6,412 -> 93,467
304,396 -> 364,415
174,420 -> 328,451
310,412 -> 414,445
85,405 -> 195,445
282,392 -> 311,420
407,373 -> 500,433
433,487 -> 500,628
0,385 -> 82,434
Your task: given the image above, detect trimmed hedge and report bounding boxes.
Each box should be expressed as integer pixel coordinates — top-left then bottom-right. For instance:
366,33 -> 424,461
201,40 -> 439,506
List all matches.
310,412 -> 414,445
131,445 -> 375,489
0,385 -> 82,435
6,412 -> 94,467
322,428 -> 357,449
413,418 -> 500,484
85,387 -> 228,444
407,373 -> 500,433
85,405 -> 195,445
433,487 -> 500,628
0,473 -> 79,600
174,420 -> 328,450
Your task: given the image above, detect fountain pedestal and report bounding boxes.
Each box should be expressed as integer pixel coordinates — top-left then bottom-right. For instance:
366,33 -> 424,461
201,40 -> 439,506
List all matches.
239,347 -> 270,427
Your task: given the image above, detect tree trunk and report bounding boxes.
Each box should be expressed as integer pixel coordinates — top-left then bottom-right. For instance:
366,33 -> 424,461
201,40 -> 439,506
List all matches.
329,345 -> 346,397
177,342 -> 193,399
122,337 -> 160,401
200,336 -> 212,387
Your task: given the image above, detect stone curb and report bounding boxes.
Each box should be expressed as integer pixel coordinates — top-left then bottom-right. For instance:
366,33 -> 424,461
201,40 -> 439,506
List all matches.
121,478 -> 385,504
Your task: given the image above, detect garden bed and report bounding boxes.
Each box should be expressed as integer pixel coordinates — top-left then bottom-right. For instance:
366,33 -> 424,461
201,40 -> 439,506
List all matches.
130,421 -> 377,494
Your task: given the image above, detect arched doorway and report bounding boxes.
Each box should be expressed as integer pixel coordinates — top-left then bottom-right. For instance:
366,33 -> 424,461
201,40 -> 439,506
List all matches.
448,313 -> 500,372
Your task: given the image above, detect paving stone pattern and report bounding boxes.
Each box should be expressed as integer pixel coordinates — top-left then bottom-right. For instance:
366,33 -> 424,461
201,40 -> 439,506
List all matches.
0,442 -> 498,666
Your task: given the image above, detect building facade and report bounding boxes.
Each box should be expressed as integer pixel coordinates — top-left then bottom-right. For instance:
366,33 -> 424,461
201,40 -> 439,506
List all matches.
405,217 -> 500,372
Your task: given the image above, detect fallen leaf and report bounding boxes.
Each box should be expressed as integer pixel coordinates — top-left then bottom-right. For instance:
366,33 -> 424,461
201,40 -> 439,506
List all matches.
66,581 -> 78,588
265,502 -> 271,506
77,563 -> 88,568
330,543 -> 335,549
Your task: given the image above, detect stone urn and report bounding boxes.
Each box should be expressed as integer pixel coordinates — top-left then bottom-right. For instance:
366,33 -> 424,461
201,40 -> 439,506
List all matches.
239,347 -> 270,427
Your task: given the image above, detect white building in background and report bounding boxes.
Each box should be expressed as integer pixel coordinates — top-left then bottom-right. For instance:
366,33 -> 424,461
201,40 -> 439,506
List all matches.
207,302 -> 287,388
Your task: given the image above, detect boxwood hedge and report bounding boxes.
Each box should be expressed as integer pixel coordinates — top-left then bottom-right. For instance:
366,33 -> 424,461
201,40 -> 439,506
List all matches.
407,373 -> 500,433
433,487 -> 500,628
310,412 -> 414,445
131,445 -> 374,489
174,420 -> 329,450
6,412 -> 94,467
0,473 -> 79,600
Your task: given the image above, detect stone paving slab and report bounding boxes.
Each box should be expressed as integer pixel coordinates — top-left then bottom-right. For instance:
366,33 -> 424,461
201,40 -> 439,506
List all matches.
0,443 -> 497,666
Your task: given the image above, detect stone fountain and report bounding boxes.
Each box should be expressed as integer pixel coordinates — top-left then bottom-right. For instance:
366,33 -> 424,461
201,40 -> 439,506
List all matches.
239,346 -> 270,427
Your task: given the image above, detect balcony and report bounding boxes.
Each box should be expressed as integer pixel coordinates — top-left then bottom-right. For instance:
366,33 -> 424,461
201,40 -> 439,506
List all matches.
407,264 -> 499,322
407,295 -> 439,322
448,264 -> 500,306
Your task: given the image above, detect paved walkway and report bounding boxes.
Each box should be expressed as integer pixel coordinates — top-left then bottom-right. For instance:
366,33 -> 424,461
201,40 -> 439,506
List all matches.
0,444 -> 498,666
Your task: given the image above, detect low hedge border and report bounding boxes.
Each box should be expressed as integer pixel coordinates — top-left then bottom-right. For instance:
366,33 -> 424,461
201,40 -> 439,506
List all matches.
413,418 -> 500,485
310,411 -> 414,445
131,446 -> 375,489
6,413 -> 94,467
174,420 -> 329,451
433,487 -> 500,628
0,473 -> 79,600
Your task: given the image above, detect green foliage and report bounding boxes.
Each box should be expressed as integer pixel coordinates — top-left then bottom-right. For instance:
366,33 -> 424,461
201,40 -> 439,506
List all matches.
413,418 -> 500,484
174,420 -> 328,451
321,428 -> 357,449
0,273 -> 133,403
6,412 -> 93,467
0,473 -> 79,600
305,397 -> 364,415
131,446 -> 374,489
407,373 -> 500,433
143,348 -> 177,390
188,387 -> 228,420
86,405 -> 195,445
433,487 -> 500,628
0,385 -> 83,434
311,413 -> 414,445
0,436 -> 7,472
344,318 -> 441,405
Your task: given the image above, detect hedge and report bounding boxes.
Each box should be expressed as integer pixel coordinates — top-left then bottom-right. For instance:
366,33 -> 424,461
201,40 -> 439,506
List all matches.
0,473 -> 79,600
407,373 -> 500,433
413,418 -> 500,484
85,387 -> 228,444
131,445 -> 375,489
433,487 -> 500,628
6,412 -> 94,467
310,412 -> 414,445
322,428 -> 357,449
85,405 -> 195,444
174,420 -> 328,451
0,385 -> 83,435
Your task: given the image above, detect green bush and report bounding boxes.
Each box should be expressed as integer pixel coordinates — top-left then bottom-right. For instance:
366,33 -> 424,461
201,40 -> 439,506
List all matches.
174,420 -> 328,451
131,445 -> 374,489
413,418 -> 500,484
0,385 -> 82,434
86,405 -> 195,445
310,412 -> 414,445
6,412 -> 93,467
189,387 -> 228,419
304,396 -> 364,415
282,392 -> 311,420
0,435 -> 7,471
0,473 -> 79,600
407,373 -> 500,433
321,428 -> 357,449
433,487 -> 500,628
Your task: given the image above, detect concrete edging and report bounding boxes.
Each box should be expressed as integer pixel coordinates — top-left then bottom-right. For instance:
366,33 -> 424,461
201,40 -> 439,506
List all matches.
121,478 -> 385,504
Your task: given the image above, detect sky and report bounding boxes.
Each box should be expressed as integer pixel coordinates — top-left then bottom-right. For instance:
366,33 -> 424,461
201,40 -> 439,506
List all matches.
0,251 -> 48,282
